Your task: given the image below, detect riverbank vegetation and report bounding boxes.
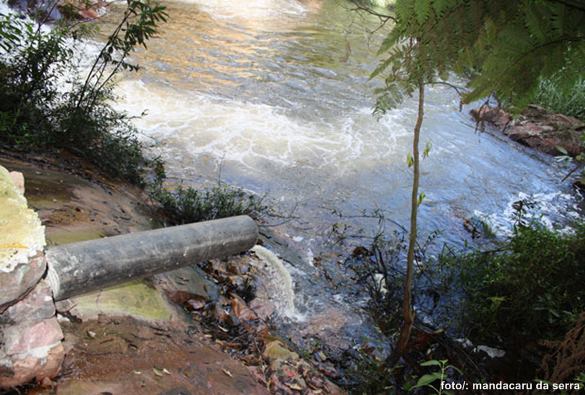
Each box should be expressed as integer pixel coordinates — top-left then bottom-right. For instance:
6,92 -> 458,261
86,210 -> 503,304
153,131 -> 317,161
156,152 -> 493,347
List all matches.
150,178 -> 267,226
534,76 -> 585,121
341,217 -> 585,391
447,224 -> 585,350
0,1 -> 167,185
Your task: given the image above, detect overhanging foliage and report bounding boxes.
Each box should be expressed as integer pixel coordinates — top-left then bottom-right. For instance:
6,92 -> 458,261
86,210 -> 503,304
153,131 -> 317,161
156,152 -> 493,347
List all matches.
374,0 -> 585,112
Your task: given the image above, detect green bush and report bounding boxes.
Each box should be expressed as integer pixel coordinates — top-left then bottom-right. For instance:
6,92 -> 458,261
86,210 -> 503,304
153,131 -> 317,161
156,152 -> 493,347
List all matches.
444,224 -> 585,347
151,182 -> 266,225
0,1 -> 167,185
0,13 -> 70,146
53,89 -> 157,185
534,77 -> 585,121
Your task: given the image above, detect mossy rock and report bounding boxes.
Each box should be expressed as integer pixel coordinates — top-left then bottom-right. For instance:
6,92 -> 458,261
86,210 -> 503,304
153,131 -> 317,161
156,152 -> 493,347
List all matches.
63,280 -> 177,322
0,166 -> 45,272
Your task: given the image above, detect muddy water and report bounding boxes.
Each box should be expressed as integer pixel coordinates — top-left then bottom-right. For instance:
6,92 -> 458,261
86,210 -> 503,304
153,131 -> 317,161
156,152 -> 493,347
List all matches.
96,0 -> 582,348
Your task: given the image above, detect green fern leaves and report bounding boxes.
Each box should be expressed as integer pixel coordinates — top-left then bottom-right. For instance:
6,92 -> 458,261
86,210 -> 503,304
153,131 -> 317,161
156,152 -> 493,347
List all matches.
414,0 -> 431,24
373,0 -> 585,113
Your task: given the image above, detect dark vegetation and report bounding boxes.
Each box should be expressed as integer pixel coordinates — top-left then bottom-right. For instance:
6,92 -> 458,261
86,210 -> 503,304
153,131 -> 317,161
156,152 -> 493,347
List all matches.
342,213 -> 585,392
0,3 -> 165,185
446,224 -> 585,350
150,177 -> 267,226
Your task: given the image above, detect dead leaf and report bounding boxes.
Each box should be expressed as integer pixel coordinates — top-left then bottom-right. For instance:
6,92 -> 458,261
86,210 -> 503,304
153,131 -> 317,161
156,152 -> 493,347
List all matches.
286,382 -> 304,391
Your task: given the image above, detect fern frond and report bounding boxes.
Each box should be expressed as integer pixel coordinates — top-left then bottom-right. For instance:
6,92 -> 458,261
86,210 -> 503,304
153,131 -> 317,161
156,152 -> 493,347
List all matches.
415,0 -> 432,25
395,0 -> 415,24
377,27 -> 403,55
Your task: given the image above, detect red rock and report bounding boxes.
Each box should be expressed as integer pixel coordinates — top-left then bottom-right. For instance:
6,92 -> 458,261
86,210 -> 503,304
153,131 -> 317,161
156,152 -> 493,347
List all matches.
85,335 -> 128,355
472,104 -> 584,157
54,318 -> 270,395
0,280 -> 55,325
186,298 -> 206,310
470,105 -> 512,129
230,295 -> 257,321
0,342 -> 64,389
36,343 -> 65,381
0,254 -> 46,313
78,8 -> 99,19
155,266 -> 219,304
3,317 -> 63,356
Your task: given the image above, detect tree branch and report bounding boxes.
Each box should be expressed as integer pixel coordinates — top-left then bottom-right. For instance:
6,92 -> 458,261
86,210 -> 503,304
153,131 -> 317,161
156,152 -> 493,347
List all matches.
349,1 -> 397,23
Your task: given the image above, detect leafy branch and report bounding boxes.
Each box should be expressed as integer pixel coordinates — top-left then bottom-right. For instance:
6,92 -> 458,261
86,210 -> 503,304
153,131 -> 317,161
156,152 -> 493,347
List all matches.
75,0 -> 168,111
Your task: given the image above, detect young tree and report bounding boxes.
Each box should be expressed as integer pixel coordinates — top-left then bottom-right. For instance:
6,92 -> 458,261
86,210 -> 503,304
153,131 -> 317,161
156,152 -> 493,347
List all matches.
371,35 -> 435,357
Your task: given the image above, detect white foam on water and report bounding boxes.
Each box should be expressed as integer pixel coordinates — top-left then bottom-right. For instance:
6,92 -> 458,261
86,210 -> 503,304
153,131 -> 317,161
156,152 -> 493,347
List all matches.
474,191 -> 580,237
305,247 -> 314,267
115,80 -> 412,174
0,1 -> 13,15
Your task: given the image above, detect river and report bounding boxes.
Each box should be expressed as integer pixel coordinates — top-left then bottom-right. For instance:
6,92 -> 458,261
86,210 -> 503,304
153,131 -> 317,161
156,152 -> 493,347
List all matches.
98,0 -> 582,357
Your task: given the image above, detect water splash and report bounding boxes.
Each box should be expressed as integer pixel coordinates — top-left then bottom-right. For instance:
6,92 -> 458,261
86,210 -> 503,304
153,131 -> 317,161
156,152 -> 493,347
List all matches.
250,245 -> 305,321
474,191 -> 582,237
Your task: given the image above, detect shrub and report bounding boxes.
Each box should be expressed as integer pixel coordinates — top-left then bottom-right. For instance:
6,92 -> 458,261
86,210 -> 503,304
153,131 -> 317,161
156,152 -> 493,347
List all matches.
150,182 -> 266,225
444,224 -> 585,348
345,232 -> 406,333
0,1 -> 167,185
343,221 -> 444,335
534,77 -> 585,121
0,13 -> 71,146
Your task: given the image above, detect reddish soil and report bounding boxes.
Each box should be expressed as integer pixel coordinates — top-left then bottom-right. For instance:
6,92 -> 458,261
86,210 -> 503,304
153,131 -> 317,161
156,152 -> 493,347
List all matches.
49,317 -> 269,395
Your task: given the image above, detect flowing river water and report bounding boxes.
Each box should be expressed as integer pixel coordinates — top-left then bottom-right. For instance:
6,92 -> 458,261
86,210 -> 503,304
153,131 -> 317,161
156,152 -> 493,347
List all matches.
96,0 -> 582,356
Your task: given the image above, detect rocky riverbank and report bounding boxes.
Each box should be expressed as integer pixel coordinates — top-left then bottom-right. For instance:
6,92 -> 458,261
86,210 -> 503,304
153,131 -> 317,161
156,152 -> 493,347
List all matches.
0,151 -> 343,394
471,104 -> 584,157
471,104 -> 584,187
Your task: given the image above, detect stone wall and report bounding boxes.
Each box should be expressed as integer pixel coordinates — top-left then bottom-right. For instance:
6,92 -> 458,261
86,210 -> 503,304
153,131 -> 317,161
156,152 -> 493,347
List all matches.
0,166 -> 64,389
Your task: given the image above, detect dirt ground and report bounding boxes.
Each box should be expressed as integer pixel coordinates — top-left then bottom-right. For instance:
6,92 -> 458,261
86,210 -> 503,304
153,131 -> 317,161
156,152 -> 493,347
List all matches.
44,317 -> 269,395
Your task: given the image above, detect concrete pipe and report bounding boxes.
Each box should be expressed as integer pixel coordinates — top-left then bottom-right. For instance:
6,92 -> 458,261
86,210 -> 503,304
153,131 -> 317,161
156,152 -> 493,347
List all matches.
45,215 -> 258,301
